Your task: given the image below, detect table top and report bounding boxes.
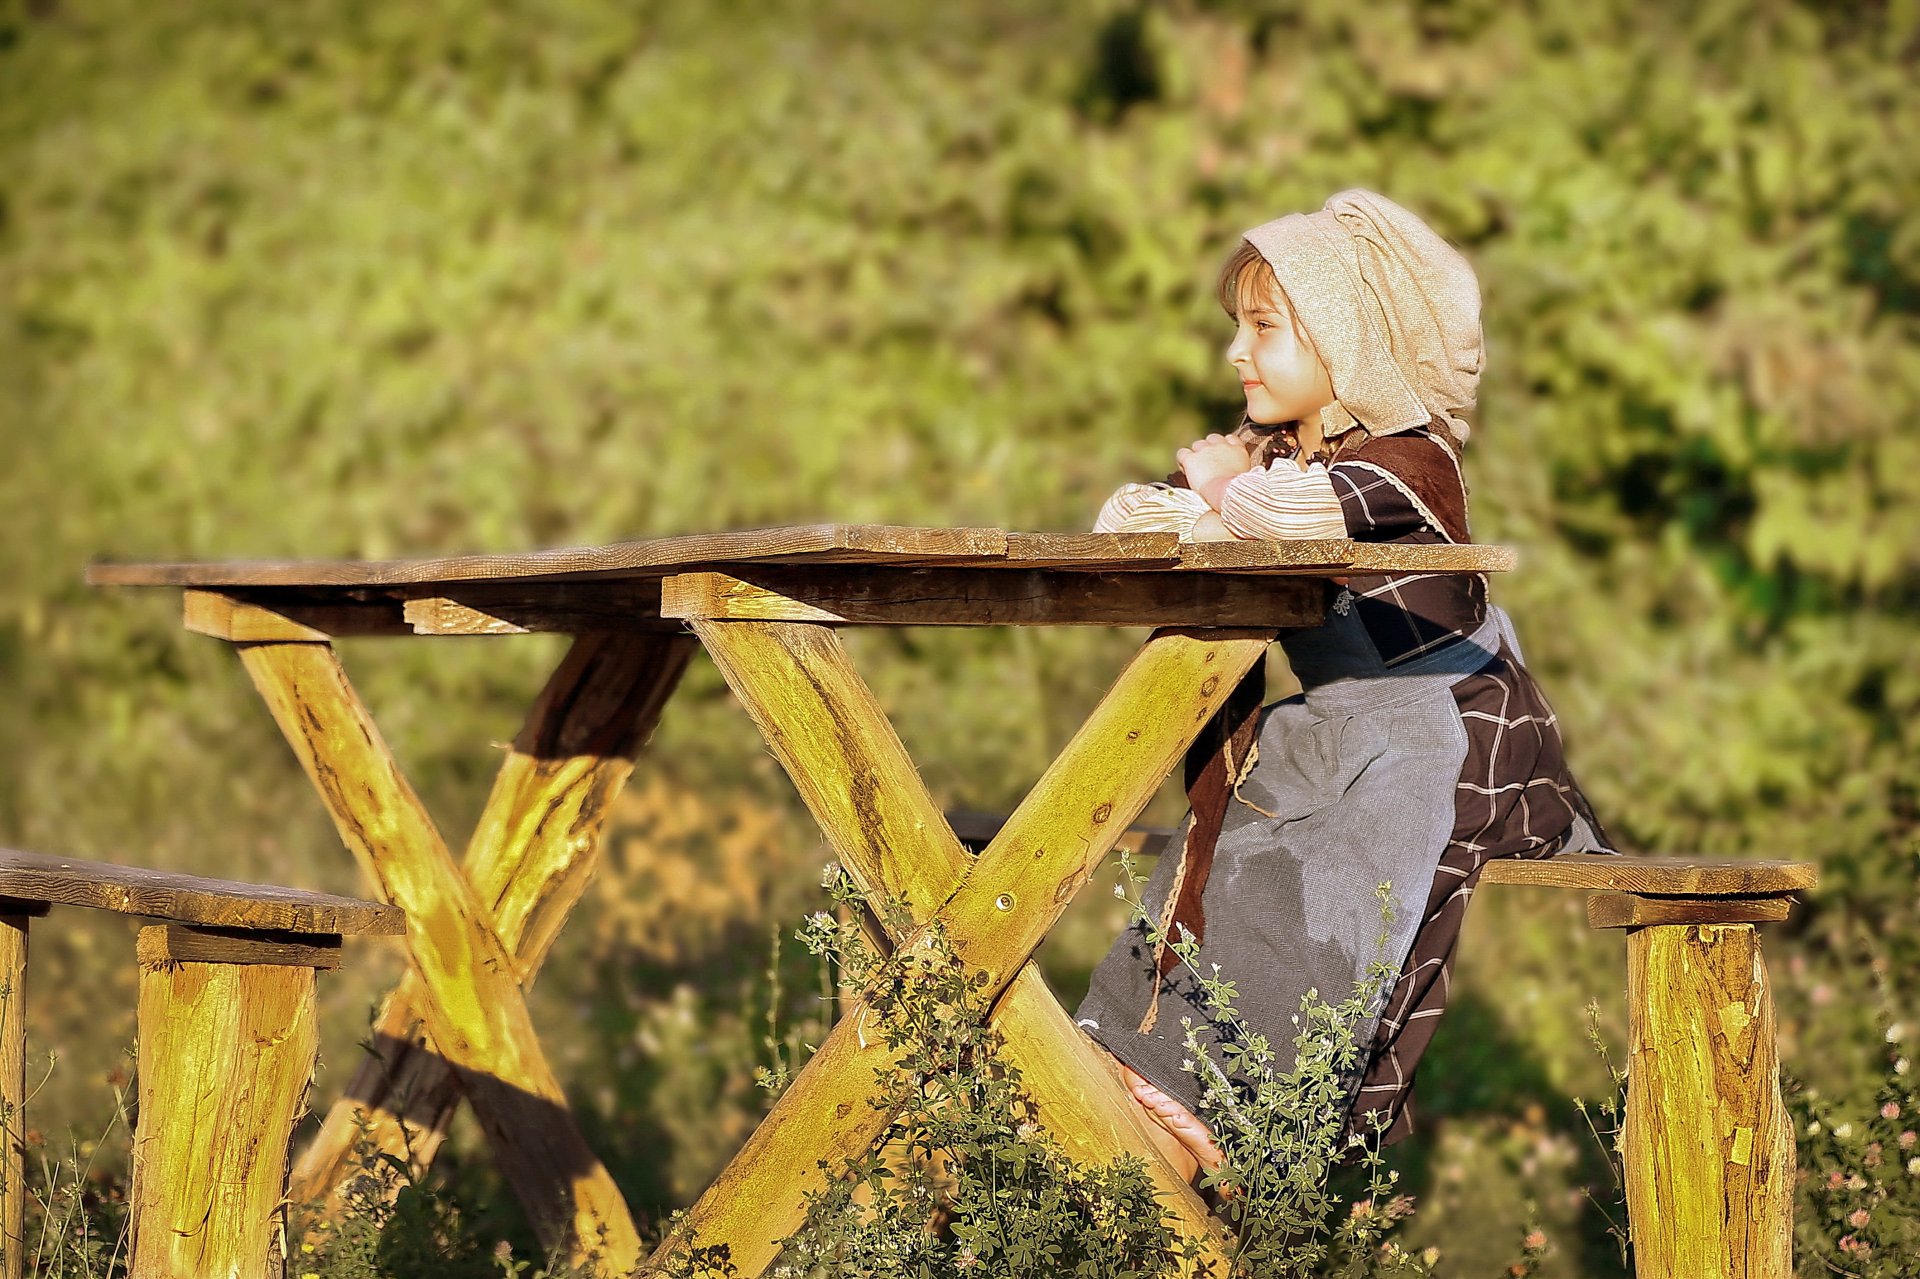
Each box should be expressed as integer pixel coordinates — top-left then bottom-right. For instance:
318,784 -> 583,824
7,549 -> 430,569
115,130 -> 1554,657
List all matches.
87,524 -> 1515,589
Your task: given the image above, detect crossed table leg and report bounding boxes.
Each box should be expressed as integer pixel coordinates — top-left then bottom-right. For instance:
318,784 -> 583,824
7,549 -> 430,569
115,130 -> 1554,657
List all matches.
211,611 -> 695,1269
647,614 -> 1274,1277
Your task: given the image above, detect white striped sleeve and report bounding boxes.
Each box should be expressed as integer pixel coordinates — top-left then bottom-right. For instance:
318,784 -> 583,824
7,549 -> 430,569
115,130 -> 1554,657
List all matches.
1092,483 -> 1212,536
1217,461 -> 1349,540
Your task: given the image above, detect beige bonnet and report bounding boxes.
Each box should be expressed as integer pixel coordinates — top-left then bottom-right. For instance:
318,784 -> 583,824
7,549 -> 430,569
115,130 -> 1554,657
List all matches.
1242,189 -> 1483,445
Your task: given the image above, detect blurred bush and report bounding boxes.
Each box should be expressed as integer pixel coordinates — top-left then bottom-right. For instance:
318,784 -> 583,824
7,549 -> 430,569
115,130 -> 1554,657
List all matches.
2,0 -> 1916,1271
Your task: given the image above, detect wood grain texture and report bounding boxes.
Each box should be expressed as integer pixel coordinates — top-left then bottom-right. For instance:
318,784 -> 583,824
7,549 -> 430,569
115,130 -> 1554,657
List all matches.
236,641 -> 642,1269
0,917 -> 24,1279
129,954 -> 317,1279
1622,924 -> 1792,1279
183,589 -> 412,641
89,525 -> 1513,589
401,581 -> 678,634
135,923 -> 344,969
91,524 -> 1010,587
0,847 -> 401,935
1478,855 -> 1816,897
1587,893 -> 1794,930
662,567 -> 1327,627
649,621 -> 1266,1277
285,632 -> 692,1230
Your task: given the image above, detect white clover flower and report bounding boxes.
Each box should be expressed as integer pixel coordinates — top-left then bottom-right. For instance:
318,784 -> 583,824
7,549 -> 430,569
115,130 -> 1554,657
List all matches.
1835,1122 -> 1855,1140
1888,1023 -> 1908,1044
1897,1056 -> 1911,1076
1807,1121 -> 1822,1135
1910,1157 -> 1920,1177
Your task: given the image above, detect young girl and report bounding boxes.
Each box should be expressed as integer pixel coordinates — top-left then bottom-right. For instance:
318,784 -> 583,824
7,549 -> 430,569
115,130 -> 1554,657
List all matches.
1074,190 -> 1611,1176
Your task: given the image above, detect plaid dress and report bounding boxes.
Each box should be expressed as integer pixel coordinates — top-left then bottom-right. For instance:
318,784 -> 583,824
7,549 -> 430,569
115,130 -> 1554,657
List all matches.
1076,426 -> 1611,1143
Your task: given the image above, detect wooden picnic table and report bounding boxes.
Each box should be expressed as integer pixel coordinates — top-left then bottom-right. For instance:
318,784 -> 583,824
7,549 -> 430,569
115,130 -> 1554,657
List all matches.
87,524 -> 1803,1279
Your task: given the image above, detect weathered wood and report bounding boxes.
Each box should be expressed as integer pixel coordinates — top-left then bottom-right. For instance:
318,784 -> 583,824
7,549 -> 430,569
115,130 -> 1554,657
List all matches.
236,641 -> 642,1268
1622,923 -> 1792,1279
0,916 -> 25,1279
1478,854 -> 1816,897
288,631 -> 694,1217
662,567 -> 1327,628
183,589 -> 413,641
1587,892 -> 1793,930
1174,536 -> 1517,575
129,951 -> 318,1279
401,581 -> 678,635
91,524 -> 1011,588
947,810 -> 1179,859
136,923 -> 343,969
0,848 -> 402,936
651,621 -> 1267,1276
90,525 -> 1515,589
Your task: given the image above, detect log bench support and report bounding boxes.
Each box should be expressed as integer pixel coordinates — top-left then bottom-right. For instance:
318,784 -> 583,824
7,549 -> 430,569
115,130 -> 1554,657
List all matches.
1479,857 -> 1816,1279
0,849 -> 401,1279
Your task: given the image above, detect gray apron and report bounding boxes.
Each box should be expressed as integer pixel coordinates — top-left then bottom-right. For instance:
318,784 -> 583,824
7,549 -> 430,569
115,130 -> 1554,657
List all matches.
1074,602 -> 1524,1119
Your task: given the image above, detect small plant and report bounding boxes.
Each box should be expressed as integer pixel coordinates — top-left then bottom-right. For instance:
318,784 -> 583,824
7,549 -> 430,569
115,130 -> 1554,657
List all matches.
1790,1022 -> 1920,1275
762,864 -> 1196,1278
1571,999 -> 1632,1270
1114,852 -> 1427,1279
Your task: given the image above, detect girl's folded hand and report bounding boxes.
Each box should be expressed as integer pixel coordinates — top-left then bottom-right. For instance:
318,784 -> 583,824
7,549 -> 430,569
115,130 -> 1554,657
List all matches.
1176,434 -> 1256,509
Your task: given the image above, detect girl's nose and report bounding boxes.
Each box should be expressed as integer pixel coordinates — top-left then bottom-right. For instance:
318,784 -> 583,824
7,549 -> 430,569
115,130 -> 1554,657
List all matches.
1225,326 -> 1251,365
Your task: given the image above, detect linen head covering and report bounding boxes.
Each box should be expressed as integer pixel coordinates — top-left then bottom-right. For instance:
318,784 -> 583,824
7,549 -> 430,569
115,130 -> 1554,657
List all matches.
1243,189 -> 1483,445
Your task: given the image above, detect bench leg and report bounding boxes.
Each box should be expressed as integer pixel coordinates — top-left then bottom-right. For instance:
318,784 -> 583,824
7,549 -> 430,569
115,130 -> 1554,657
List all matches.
130,936 -> 318,1279
0,914 -> 27,1279
1623,922 -> 1792,1279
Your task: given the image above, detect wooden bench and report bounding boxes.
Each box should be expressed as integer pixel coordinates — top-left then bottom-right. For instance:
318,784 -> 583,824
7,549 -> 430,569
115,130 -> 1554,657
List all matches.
955,814 -> 1814,1279
0,847 -> 402,1279
1478,854 -> 1815,1279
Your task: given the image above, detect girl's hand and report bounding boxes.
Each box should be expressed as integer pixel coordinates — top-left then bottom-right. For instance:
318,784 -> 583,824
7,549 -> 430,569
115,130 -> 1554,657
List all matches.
1177,434 -> 1256,509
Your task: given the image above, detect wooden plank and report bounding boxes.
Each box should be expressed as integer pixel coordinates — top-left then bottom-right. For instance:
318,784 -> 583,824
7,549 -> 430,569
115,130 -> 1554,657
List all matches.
1622,924 -> 1792,1278
1479,855 -> 1816,897
288,631 -> 694,1218
0,916 -> 25,1279
135,923 -> 344,969
236,642 -> 642,1269
1587,893 -> 1793,930
0,848 -> 402,936
129,951 -> 317,1279
89,524 -> 1011,588
651,621 -> 1266,1276
662,567 -> 1327,627
1174,537 -> 1516,575
401,581 -> 676,635
1001,531 -> 1182,567
183,589 -> 412,641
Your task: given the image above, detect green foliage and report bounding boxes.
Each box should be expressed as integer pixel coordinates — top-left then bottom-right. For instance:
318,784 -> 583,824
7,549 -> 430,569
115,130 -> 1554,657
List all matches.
757,868 -> 1194,1279
2,0 -> 1917,1271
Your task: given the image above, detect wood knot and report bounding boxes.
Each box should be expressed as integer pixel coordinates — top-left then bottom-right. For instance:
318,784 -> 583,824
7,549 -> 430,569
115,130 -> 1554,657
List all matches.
1199,675 -> 1221,697
1091,803 -> 1112,826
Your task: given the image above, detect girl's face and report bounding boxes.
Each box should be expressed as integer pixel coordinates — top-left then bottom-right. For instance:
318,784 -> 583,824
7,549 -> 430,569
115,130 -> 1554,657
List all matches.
1225,272 -> 1335,426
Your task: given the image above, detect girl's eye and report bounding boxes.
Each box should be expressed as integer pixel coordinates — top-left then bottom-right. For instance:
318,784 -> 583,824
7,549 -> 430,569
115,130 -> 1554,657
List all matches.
1254,319 -> 1275,332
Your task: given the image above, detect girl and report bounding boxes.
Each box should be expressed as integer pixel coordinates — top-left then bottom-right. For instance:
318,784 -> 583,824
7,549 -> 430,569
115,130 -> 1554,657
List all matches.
1075,190 -> 1611,1176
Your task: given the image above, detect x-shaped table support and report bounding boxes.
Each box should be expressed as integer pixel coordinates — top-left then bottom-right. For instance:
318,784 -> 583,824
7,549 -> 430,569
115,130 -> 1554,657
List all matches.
647,584 -> 1276,1276
207,611 -> 696,1270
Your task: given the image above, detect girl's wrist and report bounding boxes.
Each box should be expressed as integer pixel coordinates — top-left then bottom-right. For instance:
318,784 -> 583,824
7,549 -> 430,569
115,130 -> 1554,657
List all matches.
1196,471 -> 1241,510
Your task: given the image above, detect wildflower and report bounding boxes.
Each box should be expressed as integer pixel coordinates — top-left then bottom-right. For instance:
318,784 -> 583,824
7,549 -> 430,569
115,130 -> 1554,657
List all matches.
1898,1057 -> 1911,1076
1828,1171 -> 1845,1188
1909,1157 -> 1920,1176
1524,1229 -> 1548,1250
1112,881 -> 1126,898
1847,1173 -> 1868,1190
1888,1022 -> 1908,1044
1422,1247 -> 1441,1265
1850,1208 -> 1871,1228
955,1246 -> 979,1270
1834,1122 -> 1854,1140
809,910 -> 834,928
1900,1130 -> 1916,1149
1807,1120 -> 1822,1135
1811,983 -> 1833,1006
1882,1101 -> 1901,1119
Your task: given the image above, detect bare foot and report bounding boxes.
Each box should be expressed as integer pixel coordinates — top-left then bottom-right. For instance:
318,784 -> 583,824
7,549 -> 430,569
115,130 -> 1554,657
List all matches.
1120,1064 -> 1226,1176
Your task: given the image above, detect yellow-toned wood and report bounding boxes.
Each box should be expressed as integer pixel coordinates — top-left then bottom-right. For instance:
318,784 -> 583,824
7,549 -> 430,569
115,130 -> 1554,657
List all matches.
287,632 -> 692,1226
237,640 -> 641,1269
1479,855 -> 1815,897
129,952 -> 317,1279
1622,923 -> 1792,1279
183,589 -> 412,640
1587,892 -> 1792,929
400,582 -> 677,635
662,567 -> 1325,628
0,915 -> 26,1279
690,620 -> 1209,1191
650,621 -> 1265,1276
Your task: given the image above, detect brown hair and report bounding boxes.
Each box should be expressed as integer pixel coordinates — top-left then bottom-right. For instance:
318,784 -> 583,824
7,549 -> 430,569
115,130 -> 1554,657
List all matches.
1207,239 -> 1328,466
